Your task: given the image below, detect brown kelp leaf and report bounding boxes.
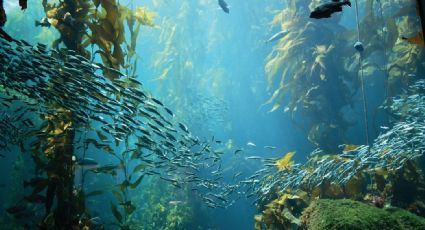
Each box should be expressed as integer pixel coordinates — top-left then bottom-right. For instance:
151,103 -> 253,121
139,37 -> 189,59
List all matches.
112,41 -> 124,66
110,202 -> 123,223
132,163 -> 145,173
134,7 -> 155,27
130,175 -> 144,189
119,180 -> 130,191
130,150 -> 141,159
112,190 -> 124,203
124,203 -> 136,215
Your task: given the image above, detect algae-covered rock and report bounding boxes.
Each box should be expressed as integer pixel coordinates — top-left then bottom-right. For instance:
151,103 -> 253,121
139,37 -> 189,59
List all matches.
387,207 -> 425,230
301,199 -> 425,230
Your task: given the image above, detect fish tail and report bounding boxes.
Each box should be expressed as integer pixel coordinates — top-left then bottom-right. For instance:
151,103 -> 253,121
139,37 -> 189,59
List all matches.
34,20 -> 40,27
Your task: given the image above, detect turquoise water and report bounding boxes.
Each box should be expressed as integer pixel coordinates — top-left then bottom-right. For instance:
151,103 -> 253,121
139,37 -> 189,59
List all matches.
1,0 -> 425,229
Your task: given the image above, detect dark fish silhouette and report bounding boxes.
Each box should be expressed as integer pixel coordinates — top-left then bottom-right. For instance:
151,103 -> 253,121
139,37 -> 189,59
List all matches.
0,0 -> 6,27
19,0 -> 27,10
0,28 -> 14,42
35,17 -> 51,27
310,0 -> 351,19
218,0 -> 229,14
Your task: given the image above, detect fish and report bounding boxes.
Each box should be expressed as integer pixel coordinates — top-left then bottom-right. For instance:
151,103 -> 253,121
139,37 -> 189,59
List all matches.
19,0 -> 27,10
150,97 -> 164,106
245,156 -> 262,160
234,149 -> 243,154
168,200 -> 185,205
264,145 -> 277,150
0,35 -> 246,210
266,30 -> 289,43
77,158 -> 99,168
0,28 -> 15,42
218,0 -> 230,13
310,0 -> 351,19
178,122 -> 189,133
35,17 -> 51,27
90,164 -> 118,174
402,31 -> 424,46
246,142 -> 256,147
63,12 -> 76,26
163,106 -> 174,117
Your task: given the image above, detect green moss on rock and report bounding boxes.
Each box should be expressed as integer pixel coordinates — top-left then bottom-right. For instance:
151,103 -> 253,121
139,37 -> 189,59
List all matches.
387,207 -> 425,230
301,199 -> 425,230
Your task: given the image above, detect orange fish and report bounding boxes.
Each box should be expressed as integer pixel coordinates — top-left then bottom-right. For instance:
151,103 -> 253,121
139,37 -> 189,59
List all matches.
402,31 -> 424,46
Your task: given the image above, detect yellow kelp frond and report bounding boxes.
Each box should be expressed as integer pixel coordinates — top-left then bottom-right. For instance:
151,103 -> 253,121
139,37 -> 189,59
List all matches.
134,6 -> 156,27
271,10 -> 284,27
276,151 -> 295,171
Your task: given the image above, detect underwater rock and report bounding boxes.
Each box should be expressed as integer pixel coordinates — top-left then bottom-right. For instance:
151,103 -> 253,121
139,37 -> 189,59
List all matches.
301,199 -> 425,230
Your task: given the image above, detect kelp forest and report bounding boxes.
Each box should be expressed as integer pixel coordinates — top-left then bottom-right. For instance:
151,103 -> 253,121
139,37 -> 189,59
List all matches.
1,0 -> 425,230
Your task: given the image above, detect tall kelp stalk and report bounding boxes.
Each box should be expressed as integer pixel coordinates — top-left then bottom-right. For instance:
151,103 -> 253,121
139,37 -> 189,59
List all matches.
264,0 -> 425,152
264,0 -> 355,153
349,0 -> 425,108
2,0 -> 156,228
35,0 -> 89,228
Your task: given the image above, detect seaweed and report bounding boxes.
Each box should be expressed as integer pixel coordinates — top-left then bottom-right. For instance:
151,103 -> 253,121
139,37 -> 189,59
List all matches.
263,0 -> 355,153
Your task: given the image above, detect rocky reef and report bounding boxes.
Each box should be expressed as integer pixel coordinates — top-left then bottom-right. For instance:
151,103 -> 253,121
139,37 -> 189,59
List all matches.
301,199 -> 425,230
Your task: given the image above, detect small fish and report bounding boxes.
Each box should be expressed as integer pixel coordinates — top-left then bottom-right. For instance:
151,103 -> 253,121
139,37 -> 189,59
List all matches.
77,158 -> 98,168
263,145 -> 276,150
246,142 -> 256,147
151,97 -> 164,106
163,106 -> 174,117
310,0 -> 351,19
402,32 -> 424,46
35,17 -> 51,27
234,149 -> 243,154
245,156 -> 262,160
19,0 -> 27,10
169,200 -> 185,205
63,12 -> 76,26
90,164 -> 118,174
218,0 -> 230,13
178,122 -> 189,133
266,30 -> 289,43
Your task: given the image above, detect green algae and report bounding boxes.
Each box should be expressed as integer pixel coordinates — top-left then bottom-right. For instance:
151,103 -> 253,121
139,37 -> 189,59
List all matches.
301,199 -> 425,230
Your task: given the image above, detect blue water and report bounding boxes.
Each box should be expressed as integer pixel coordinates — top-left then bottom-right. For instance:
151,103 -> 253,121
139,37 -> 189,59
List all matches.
1,0 -> 423,229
